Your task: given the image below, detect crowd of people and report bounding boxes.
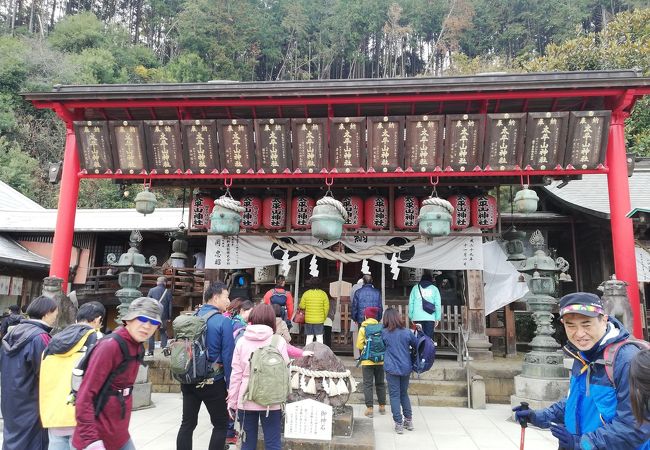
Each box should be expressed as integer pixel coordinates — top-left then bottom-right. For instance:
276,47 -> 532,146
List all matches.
0,273 -> 648,450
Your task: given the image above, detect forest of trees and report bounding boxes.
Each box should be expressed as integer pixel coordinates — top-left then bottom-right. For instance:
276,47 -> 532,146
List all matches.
0,0 -> 648,208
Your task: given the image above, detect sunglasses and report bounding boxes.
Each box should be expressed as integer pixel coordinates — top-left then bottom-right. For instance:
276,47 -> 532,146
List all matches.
136,316 -> 161,326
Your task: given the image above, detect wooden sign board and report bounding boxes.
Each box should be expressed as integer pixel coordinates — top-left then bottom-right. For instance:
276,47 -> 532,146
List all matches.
74,121 -> 113,174
565,111 -> 610,169
255,118 -> 291,173
108,121 -> 148,174
217,119 -> 255,174
483,113 -> 526,171
367,116 -> 404,172
291,118 -> 327,173
181,119 -> 219,174
444,114 -> 485,171
329,117 -> 365,173
522,112 -> 569,170
143,120 -> 183,174
404,115 -> 444,171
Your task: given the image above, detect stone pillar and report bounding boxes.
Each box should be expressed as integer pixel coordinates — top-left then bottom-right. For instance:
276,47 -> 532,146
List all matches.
42,276 -> 77,334
465,270 -> 493,360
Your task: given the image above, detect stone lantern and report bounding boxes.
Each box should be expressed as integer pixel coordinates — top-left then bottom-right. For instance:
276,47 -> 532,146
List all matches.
503,226 -> 526,261
107,230 -> 155,323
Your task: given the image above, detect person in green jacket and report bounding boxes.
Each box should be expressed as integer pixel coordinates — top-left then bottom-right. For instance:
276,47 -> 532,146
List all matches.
408,272 -> 441,339
299,277 -> 330,346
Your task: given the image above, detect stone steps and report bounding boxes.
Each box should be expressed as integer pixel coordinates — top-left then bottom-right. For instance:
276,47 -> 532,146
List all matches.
348,391 -> 468,408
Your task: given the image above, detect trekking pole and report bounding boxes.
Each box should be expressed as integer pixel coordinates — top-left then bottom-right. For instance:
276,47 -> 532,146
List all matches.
518,402 -> 529,450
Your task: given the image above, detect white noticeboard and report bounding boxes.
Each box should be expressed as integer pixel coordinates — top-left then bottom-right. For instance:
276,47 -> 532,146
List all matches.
284,399 -> 333,441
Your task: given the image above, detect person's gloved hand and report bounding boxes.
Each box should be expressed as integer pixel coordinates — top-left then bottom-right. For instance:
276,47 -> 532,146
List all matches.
550,424 -> 580,450
511,405 -> 536,427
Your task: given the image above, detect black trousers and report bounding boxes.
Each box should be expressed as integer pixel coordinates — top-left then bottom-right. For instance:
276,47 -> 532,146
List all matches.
177,378 -> 228,450
362,365 -> 387,407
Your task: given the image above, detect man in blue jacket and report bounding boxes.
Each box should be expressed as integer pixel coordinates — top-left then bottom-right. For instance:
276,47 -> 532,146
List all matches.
352,275 -> 383,326
514,292 -> 650,450
176,281 -> 234,450
146,276 -> 173,354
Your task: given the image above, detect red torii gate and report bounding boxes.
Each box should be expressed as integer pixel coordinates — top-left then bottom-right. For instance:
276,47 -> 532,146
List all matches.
23,71 -> 650,338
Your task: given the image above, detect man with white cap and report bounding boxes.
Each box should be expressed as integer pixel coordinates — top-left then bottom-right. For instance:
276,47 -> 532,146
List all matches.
72,297 -> 161,450
513,292 -> 650,450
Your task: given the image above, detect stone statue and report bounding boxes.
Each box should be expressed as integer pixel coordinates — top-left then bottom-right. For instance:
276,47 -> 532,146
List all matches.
41,276 -> 78,334
288,342 -> 358,414
600,276 -> 634,332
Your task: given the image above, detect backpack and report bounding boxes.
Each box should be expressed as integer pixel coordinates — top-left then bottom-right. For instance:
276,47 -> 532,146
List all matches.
69,333 -> 144,419
243,335 -> 290,407
411,329 -> 436,374
270,289 -> 289,321
169,310 -> 219,384
601,338 -> 650,388
357,323 -> 385,366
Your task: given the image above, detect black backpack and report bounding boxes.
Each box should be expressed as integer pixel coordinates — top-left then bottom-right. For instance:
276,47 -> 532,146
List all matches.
69,333 -> 144,419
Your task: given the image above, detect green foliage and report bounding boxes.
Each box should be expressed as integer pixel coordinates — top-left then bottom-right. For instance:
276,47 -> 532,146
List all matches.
48,13 -> 105,53
69,48 -> 117,84
0,138 -> 43,202
163,53 -> 212,82
0,36 -> 30,91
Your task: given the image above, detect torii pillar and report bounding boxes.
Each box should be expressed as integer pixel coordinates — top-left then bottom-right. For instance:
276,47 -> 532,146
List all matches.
49,122 -> 80,293
606,110 -> 643,338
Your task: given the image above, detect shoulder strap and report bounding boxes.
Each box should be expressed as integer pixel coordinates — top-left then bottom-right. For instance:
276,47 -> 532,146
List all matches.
270,334 -> 281,349
418,284 -> 424,299
602,338 -> 650,387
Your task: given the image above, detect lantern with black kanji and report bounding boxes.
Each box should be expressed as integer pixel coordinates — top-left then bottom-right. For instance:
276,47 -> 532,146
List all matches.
471,194 -> 498,229
394,195 -> 420,230
341,195 -> 364,229
291,195 -> 315,229
447,194 -> 470,230
365,196 -> 389,230
240,196 -> 262,230
190,191 -> 214,232
263,195 -> 286,230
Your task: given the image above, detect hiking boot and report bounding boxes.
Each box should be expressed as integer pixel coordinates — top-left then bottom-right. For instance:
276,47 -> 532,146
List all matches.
394,421 -> 404,434
404,418 -> 414,431
379,405 -> 386,415
364,407 -> 374,418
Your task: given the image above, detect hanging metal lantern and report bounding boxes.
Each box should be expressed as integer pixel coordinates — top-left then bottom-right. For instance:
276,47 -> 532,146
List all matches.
170,225 -> 189,268
240,196 -> 262,230
447,194 -> 470,230
291,195 -> 315,229
471,194 -> 498,229
514,186 -> 539,213
210,194 -> 245,236
418,197 -> 454,237
190,191 -> 214,231
365,195 -> 389,230
134,186 -> 157,216
341,195 -> 364,229
394,195 -> 420,230
310,195 -> 348,241
262,195 -> 287,230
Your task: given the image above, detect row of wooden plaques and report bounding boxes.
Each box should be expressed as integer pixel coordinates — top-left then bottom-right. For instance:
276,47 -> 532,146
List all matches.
74,111 -> 611,175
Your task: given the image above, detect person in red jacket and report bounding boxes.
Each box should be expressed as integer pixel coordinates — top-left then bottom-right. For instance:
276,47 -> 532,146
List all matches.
72,297 -> 161,450
262,275 -> 294,325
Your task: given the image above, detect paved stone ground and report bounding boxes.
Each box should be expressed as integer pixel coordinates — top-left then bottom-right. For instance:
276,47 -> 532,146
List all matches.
126,393 -> 558,450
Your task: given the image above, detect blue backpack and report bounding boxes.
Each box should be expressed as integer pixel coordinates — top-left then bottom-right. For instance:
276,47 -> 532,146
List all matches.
411,329 -> 436,374
357,323 -> 385,366
270,289 -> 289,321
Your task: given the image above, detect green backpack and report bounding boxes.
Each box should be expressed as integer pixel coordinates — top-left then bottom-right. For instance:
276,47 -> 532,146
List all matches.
243,335 -> 290,407
169,311 -> 219,384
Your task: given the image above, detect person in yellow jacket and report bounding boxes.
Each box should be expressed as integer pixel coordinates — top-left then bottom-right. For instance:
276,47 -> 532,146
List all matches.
356,306 -> 387,418
299,277 -> 330,346
39,301 -> 105,450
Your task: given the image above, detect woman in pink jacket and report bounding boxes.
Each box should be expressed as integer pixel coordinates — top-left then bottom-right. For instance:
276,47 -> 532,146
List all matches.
227,303 -> 289,450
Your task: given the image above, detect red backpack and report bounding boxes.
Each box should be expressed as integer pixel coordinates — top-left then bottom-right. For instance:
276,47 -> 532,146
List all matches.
601,338 -> 650,387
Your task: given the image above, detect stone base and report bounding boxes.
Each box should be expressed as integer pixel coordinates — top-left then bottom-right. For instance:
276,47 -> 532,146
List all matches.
510,373 -> 569,412
132,382 -> 153,410
333,406 -> 353,437
466,337 -> 493,361
257,417 -> 374,450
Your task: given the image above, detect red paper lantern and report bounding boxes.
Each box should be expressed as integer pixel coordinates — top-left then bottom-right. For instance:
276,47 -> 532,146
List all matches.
263,196 -> 287,230
189,192 -> 214,231
394,195 -> 420,230
240,196 -> 262,230
291,195 -> 315,229
342,195 -> 364,229
448,194 -> 471,230
471,195 -> 498,229
365,196 -> 389,230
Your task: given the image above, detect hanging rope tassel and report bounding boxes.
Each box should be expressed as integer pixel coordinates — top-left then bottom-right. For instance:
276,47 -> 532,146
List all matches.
304,377 -> 317,394
336,378 -> 349,395
290,372 -> 300,390
329,378 -> 339,396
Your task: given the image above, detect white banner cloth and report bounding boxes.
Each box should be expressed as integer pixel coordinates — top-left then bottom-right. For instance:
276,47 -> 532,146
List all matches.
636,245 -> 650,283
482,240 -> 530,316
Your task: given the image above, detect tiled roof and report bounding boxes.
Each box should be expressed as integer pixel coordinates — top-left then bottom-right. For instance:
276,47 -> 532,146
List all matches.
0,234 -> 50,268
0,181 -> 45,211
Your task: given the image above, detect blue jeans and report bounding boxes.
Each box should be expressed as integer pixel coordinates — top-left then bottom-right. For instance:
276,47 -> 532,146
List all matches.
416,321 -> 435,340
120,439 -> 136,450
240,409 -> 282,450
47,431 -> 73,450
386,373 -> 412,424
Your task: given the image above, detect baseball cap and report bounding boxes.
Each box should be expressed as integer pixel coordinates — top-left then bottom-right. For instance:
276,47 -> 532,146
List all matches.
122,297 -> 162,323
559,292 -> 605,318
